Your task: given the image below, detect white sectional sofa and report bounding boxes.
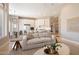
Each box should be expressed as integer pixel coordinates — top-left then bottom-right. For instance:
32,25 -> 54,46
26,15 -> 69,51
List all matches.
21,31 -> 55,50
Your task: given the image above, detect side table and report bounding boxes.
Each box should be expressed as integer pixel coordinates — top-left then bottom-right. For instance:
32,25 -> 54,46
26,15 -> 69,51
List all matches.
10,38 -> 22,50
13,40 -> 22,50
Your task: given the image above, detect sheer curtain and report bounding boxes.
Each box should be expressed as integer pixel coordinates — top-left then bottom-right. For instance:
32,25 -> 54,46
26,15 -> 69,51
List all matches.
0,3 -> 8,39
0,4 -> 4,39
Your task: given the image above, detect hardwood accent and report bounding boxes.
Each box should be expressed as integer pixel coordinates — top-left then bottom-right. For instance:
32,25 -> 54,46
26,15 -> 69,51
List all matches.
50,17 -> 59,34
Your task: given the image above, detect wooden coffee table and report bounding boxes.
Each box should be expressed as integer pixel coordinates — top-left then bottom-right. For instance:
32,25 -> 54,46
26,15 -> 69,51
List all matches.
34,43 -> 70,55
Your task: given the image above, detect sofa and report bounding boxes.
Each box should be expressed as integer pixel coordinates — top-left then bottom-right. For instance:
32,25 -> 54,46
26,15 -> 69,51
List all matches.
21,31 -> 55,50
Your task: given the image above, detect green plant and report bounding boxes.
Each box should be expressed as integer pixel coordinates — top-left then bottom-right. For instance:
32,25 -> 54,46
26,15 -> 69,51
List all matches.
51,43 -> 62,50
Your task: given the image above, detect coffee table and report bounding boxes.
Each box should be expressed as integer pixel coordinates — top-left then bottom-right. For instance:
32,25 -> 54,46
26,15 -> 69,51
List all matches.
34,43 -> 70,55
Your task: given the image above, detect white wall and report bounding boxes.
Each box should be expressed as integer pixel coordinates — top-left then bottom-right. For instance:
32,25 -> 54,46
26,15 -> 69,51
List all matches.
59,4 -> 79,42
9,3 -> 64,18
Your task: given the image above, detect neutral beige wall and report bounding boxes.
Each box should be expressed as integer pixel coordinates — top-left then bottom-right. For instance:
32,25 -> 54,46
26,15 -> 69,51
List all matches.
59,4 -> 79,42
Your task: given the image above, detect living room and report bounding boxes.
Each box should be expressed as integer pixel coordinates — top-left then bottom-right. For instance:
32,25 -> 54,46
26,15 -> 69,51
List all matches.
0,3 -> 79,55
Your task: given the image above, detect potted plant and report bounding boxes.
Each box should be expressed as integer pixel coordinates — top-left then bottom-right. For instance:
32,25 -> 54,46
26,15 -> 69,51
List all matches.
51,43 -> 62,54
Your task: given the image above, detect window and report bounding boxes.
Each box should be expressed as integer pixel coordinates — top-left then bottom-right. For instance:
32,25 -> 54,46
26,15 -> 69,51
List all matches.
0,3 -> 8,39
0,4 -> 3,38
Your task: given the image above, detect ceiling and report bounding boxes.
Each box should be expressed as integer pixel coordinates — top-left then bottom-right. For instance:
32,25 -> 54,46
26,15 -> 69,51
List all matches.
9,3 -> 66,18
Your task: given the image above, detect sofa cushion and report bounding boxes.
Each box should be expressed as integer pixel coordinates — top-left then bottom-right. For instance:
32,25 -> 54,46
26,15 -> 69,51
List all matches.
38,32 -> 51,37
32,32 -> 39,38
27,37 -> 52,44
27,32 -> 34,40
